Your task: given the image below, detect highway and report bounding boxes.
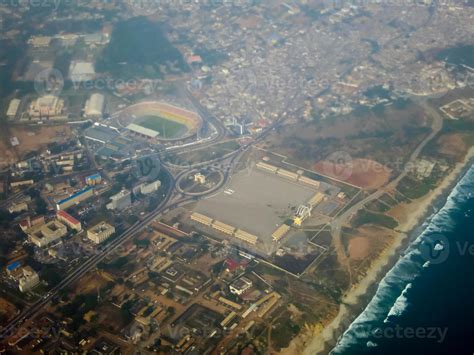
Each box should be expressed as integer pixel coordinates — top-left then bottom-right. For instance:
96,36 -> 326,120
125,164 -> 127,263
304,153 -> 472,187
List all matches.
0,167 -> 177,339
0,85 -> 285,339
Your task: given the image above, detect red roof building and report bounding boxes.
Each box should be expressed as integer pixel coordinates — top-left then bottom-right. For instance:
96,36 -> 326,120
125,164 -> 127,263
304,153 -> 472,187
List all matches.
57,210 -> 82,231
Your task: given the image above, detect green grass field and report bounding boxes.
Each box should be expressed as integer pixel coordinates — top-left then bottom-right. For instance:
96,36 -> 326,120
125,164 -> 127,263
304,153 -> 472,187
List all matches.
137,115 -> 187,139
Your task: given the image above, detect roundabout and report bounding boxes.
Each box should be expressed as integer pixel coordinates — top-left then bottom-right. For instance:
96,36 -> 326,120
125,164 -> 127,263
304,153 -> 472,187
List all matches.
176,168 -> 225,196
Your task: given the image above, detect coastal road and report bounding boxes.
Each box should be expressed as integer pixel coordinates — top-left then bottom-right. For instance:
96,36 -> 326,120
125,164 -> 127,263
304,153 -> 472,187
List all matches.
330,99 -> 444,278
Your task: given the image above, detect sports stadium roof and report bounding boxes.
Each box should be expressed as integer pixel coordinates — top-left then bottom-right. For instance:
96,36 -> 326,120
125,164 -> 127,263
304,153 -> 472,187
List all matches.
126,123 -> 160,138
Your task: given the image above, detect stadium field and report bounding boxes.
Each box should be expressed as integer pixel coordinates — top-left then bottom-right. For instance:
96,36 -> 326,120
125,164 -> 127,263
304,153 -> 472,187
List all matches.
137,115 -> 188,139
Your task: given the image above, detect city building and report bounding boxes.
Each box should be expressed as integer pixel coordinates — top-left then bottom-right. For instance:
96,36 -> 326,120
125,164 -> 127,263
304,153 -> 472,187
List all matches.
19,215 -> 45,232
8,202 -> 28,214
6,99 -> 20,119
69,61 -> 96,82
84,93 -> 105,118
87,222 -> 115,244
28,95 -> 64,118
16,266 -> 40,292
56,186 -> 94,210
139,180 -> 161,195
107,190 -> 132,211
28,220 -> 68,248
10,180 -> 34,189
86,173 -> 102,186
27,35 -> 52,48
57,210 -> 82,231
229,277 -> 253,296
194,173 -> 206,184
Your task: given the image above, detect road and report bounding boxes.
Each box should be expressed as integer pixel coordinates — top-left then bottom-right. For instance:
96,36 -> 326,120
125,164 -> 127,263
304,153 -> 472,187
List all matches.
330,99 -> 444,279
0,83 -> 287,339
0,167 -> 177,339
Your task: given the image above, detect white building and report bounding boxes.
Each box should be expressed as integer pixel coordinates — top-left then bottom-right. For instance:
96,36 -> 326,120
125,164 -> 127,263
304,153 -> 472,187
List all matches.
17,266 -> 40,292
107,190 -> 132,211
229,277 -> 253,296
6,99 -> 20,118
84,93 -> 105,118
140,180 -> 161,195
29,95 -> 64,118
69,61 -> 96,82
87,222 -> 115,244
28,220 -> 68,248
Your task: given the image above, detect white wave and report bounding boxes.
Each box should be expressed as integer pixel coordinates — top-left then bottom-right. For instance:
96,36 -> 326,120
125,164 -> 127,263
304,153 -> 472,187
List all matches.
331,165 -> 474,354
366,341 -> 378,348
384,283 -> 412,323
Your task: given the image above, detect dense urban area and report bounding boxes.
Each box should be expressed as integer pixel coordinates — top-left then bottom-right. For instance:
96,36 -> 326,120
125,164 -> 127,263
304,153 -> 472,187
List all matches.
0,0 -> 473,354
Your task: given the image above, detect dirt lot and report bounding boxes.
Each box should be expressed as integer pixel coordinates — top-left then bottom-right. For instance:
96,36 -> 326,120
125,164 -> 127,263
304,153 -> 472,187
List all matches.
436,133 -> 470,161
0,125 -> 73,167
314,158 -> 391,189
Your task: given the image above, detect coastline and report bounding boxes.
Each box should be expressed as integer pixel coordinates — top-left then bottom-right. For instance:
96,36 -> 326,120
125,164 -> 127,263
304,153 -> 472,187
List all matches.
292,147 -> 474,355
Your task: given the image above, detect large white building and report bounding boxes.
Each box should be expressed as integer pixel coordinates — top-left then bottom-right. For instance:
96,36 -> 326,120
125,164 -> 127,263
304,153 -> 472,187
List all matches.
84,93 -> 105,118
69,61 -> 96,82
17,266 -> 40,292
107,190 -> 132,211
28,220 -> 68,248
139,180 -> 162,195
6,99 -> 20,118
87,222 -> 115,244
29,95 -> 64,118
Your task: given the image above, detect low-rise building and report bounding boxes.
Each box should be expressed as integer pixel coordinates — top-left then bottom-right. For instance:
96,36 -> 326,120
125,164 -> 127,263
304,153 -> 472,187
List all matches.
6,99 -> 20,118
28,220 -> 68,248
56,186 -> 94,210
229,277 -> 253,296
19,215 -> 45,232
29,95 -> 64,118
8,202 -> 28,214
84,93 -> 105,118
17,266 -> 40,292
87,222 -> 115,244
57,210 -> 82,231
86,173 -> 102,186
139,180 -> 161,195
107,190 -> 131,211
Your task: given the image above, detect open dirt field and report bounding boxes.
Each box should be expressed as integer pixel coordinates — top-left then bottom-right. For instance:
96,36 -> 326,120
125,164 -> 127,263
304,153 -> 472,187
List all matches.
436,133 -> 470,161
348,237 -> 370,260
0,125 -> 73,167
314,158 -> 391,189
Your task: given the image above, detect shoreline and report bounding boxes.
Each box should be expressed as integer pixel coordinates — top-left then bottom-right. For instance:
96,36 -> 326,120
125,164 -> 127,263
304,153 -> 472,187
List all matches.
296,147 -> 474,355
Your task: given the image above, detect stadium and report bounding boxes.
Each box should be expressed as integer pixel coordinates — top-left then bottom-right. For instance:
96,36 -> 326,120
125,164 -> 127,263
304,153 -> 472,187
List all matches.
118,101 -> 202,142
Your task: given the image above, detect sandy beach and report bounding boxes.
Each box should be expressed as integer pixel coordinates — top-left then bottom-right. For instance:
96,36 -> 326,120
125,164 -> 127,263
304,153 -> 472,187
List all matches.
281,147 -> 474,355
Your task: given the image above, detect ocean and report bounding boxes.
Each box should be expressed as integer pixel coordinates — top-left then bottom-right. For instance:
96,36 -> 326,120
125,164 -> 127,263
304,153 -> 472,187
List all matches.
331,164 -> 474,355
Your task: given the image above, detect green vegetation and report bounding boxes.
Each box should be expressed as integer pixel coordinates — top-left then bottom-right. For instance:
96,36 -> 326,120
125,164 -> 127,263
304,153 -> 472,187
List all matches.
138,115 -> 187,139
96,17 -> 187,79
436,45 -> 474,68
352,209 -> 399,229
397,176 -> 435,200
